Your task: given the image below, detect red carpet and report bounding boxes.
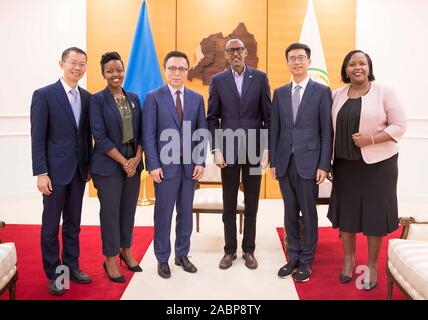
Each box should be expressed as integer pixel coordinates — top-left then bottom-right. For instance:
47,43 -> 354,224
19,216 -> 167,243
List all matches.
277,227 -> 408,300
0,224 -> 153,300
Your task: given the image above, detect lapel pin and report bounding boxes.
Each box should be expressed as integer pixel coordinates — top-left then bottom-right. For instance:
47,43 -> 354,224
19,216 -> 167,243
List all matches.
131,102 -> 135,109
249,75 -> 253,79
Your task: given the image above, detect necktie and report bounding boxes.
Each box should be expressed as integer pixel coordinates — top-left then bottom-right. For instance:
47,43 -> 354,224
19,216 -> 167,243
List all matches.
292,85 -> 301,123
176,90 -> 183,127
70,88 -> 81,126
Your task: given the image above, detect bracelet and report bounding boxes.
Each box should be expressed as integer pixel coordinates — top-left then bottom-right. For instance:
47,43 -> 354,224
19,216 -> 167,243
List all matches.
370,135 -> 375,145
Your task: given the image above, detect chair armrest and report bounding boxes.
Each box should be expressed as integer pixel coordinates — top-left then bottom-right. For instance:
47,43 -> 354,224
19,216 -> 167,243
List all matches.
399,217 -> 428,239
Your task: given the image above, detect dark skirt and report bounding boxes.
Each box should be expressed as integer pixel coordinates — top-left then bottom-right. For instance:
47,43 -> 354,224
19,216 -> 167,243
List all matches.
327,153 -> 399,236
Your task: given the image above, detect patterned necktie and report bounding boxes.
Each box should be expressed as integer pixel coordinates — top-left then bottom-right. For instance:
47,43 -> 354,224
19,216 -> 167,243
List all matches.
292,85 -> 301,123
176,90 -> 183,127
70,88 -> 81,126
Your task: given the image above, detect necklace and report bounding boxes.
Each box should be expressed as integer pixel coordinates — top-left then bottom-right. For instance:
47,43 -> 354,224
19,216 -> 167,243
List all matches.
114,95 -> 129,116
349,82 -> 371,98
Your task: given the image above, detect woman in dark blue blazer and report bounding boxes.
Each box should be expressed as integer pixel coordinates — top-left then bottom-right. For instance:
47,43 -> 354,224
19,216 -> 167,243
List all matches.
90,52 -> 143,283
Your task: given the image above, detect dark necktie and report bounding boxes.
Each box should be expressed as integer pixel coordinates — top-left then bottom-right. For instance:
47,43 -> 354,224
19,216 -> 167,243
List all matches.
176,90 -> 183,127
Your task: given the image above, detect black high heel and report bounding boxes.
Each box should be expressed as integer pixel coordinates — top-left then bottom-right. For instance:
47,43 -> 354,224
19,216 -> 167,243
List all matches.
119,253 -> 143,272
103,262 -> 126,283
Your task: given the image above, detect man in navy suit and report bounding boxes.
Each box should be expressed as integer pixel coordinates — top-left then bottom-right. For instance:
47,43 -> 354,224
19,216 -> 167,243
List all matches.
30,47 -> 92,295
270,43 -> 333,282
142,51 -> 207,279
207,38 -> 271,270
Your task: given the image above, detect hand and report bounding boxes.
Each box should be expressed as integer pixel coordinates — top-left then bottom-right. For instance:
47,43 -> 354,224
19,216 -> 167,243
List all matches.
150,168 -> 164,183
352,133 -> 372,148
270,167 -> 276,180
316,169 -> 327,185
327,171 -> 334,182
192,165 -> 204,180
123,156 -> 141,175
261,149 -> 269,170
37,175 -> 52,195
214,150 -> 226,168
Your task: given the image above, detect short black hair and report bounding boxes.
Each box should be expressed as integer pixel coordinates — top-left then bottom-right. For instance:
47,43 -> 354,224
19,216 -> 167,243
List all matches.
163,51 -> 190,68
285,43 -> 311,60
61,47 -> 87,61
100,51 -> 124,74
341,50 -> 375,83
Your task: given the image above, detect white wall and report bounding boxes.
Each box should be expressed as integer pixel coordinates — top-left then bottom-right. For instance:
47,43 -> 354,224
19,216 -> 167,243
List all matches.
0,0 -> 86,198
357,0 -> 428,206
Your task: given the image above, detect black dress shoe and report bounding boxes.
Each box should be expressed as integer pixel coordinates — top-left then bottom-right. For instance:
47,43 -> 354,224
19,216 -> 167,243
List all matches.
294,263 -> 311,282
48,279 -> 65,296
175,256 -> 197,273
340,273 -> 353,284
119,253 -> 143,272
278,260 -> 299,278
70,269 -> 92,284
158,262 -> 171,279
103,262 -> 126,283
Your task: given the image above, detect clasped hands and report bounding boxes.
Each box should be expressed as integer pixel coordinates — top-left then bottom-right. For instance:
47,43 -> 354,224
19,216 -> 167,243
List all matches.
123,156 -> 140,177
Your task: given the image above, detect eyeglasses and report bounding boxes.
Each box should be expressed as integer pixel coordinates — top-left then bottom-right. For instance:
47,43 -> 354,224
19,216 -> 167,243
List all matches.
225,47 -> 245,55
65,60 -> 87,68
287,55 -> 307,63
167,66 -> 188,73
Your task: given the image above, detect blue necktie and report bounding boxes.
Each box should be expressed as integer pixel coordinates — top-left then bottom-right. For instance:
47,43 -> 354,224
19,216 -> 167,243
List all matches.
70,88 -> 81,126
292,85 -> 301,123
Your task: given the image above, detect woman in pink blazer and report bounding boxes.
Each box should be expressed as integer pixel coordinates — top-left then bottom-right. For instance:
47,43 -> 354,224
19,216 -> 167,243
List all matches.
327,50 -> 406,290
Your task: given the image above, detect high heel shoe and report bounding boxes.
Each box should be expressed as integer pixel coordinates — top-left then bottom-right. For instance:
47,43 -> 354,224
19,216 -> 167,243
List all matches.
119,253 -> 143,272
103,262 -> 126,283
340,256 -> 355,284
339,273 -> 353,284
363,267 -> 377,291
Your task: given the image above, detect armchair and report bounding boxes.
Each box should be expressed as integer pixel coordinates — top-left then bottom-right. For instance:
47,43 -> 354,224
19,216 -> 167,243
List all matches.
387,215 -> 428,300
0,221 -> 18,300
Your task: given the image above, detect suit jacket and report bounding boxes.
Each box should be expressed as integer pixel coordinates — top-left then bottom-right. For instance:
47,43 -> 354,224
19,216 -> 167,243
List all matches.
332,82 -> 406,164
270,78 -> 333,179
142,85 -> 207,179
89,87 -> 143,176
31,80 -> 92,185
207,66 -> 271,163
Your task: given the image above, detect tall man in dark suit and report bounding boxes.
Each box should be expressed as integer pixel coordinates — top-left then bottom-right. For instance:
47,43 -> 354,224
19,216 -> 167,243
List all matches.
142,51 -> 207,279
207,38 -> 271,270
270,43 -> 333,282
31,47 -> 92,295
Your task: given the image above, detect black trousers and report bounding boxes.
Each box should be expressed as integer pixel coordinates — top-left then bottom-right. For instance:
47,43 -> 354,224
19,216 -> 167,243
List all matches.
221,162 -> 261,254
41,169 -> 86,280
278,155 -> 319,265
92,169 -> 140,257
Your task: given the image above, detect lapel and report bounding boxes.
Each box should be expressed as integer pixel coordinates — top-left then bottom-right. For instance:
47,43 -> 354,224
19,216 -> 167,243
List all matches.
159,85 -> 180,129
295,78 -> 315,125
77,86 -> 87,131
54,80 -> 78,131
241,66 -> 254,100
283,84 -> 294,127
103,87 -> 123,132
225,69 -> 241,100
183,88 -> 192,125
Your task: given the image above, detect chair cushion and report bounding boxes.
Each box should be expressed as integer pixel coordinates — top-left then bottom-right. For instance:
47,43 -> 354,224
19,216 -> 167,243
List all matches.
193,188 -> 245,211
388,239 -> 428,299
0,243 -> 17,290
